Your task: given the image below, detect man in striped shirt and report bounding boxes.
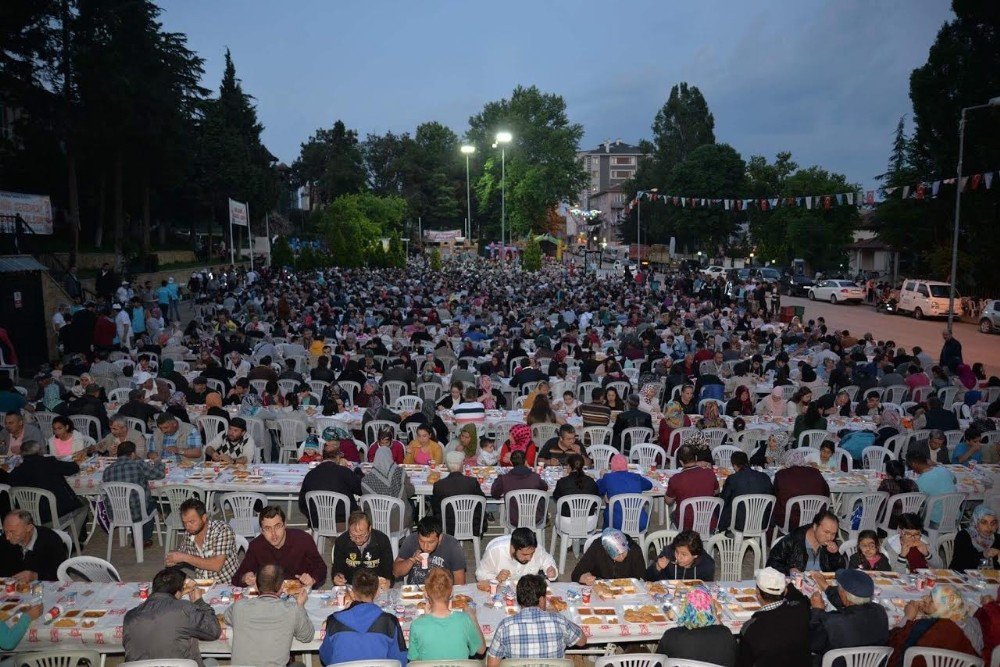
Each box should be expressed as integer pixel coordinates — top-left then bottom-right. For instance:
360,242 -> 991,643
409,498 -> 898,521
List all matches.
579,386 -> 612,426
452,387 -> 486,424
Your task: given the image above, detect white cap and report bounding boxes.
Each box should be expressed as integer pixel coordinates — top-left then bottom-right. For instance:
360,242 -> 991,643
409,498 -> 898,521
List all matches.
133,371 -> 153,385
755,567 -> 786,595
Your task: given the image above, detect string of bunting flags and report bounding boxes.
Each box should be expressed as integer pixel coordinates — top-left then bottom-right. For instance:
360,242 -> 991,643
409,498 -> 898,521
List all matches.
627,166 -> 997,213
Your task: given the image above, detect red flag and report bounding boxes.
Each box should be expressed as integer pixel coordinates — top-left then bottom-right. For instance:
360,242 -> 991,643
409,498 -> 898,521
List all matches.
823,196 -> 832,210
915,184 -> 926,200
971,174 -> 982,190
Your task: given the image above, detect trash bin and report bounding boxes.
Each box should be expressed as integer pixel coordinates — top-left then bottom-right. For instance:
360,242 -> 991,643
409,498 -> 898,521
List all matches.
793,305 -> 805,320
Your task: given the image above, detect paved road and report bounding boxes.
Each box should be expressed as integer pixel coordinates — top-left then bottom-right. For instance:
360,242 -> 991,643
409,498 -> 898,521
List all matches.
781,295 -> 1000,375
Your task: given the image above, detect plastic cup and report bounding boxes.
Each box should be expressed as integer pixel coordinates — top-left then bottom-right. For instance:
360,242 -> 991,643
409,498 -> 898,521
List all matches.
489,579 -> 498,595
582,587 -> 592,603
420,552 -> 429,569
137,584 -> 149,600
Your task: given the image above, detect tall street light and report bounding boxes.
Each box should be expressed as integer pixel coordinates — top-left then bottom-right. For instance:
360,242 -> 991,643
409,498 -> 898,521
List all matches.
948,95 -> 1000,333
460,145 -> 475,241
636,187 -> 657,267
494,131 -> 512,255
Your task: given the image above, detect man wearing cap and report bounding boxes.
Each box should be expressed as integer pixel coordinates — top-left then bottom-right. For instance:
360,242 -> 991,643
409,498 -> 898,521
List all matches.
737,567 -> 810,667
806,569 -> 889,660
133,370 -> 170,404
204,418 -> 253,464
431,451 -> 486,535
149,413 -> 202,459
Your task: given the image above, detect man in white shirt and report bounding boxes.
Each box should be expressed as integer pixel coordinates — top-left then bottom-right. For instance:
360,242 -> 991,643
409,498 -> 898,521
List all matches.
476,527 -> 558,584
114,304 -> 132,349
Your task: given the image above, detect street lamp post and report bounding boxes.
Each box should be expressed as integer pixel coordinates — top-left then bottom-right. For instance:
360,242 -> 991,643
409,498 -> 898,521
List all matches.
948,96 -> 1000,333
494,131 -> 512,257
461,145 -> 475,241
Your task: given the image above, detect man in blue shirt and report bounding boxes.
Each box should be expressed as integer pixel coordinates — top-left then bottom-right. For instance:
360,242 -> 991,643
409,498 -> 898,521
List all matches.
487,574 -> 585,666
319,569 -> 407,666
156,280 -> 172,324
906,450 -> 957,525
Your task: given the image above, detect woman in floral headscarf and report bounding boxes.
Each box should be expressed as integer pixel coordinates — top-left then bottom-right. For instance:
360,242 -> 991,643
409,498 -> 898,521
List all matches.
951,504 -> 1000,571
637,383 -> 661,414
655,586 -> 736,665
699,400 -> 726,429
887,584 -> 982,667
499,423 -> 537,466
477,375 -> 499,410
164,390 -> 191,423
570,527 -> 646,584
322,425 -> 360,463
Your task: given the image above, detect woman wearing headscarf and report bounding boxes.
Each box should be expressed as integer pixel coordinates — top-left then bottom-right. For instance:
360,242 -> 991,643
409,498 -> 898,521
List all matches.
756,386 -> 787,417
659,384 -> 696,450
355,379 -> 382,410
871,406 -> 901,449
951,504 -> 1000,571
322,425 -> 360,463
637,383 -> 661,414
203,391 -> 230,421
956,363 -> 977,391
699,400 -> 726,429
570,527 -> 646,584
499,423 -> 537,467
165,391 -> 191,423
361,446 -> 416,531
656,586 -> 736,667
157,358 -> 189,393
725,385 -> 754,417
477,375 -> 501,410
448,423 -> 479,462
367,426 -> 405,464
597,454 -> 653,531
887,584 -> 982,667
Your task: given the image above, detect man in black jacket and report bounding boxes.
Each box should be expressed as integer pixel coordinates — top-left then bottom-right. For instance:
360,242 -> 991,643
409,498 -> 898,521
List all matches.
115,389 -> 159,426
297,442 -> 362,527
924,396 -> 960,432
766,509 -> 846,574
939,329 -> 963,373
611,394 -> 653,449
0,509 -> 69,581
8,440 -> 89,535
807,569 -> 889,662
737,567 -> 810,667
67,383 -> 111,437
718,451 -> 774,530
432,451 -> 486,535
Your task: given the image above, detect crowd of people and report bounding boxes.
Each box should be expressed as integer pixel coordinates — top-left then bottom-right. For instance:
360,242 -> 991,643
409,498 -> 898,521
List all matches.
1,254 -> 999,667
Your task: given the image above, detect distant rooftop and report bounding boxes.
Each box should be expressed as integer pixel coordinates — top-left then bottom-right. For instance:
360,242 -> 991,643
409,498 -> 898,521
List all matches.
579,139 -> 645,155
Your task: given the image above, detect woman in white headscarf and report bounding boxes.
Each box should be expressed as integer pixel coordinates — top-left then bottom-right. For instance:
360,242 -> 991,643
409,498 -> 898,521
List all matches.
756,386 -> 787,417
361,446 -> 415,531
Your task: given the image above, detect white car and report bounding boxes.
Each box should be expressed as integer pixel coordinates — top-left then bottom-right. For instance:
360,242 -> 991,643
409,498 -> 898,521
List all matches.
701,265 -> 726,278
809,279 -> 864,304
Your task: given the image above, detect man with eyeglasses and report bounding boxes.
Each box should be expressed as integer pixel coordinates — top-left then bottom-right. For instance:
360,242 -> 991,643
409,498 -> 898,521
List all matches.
231,505 -> 326,588
331,510 -> 394,587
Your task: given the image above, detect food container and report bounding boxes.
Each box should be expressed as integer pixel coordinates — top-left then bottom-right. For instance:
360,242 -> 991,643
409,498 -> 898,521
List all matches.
43,606 -> 64,624
582,587 -> 592,603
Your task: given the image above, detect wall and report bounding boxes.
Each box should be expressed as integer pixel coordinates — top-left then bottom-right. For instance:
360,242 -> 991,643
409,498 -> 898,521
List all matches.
53,250 -> 197,270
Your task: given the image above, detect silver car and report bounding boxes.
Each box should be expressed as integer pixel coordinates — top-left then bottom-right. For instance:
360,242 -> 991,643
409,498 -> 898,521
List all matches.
981,299 -> 1000,334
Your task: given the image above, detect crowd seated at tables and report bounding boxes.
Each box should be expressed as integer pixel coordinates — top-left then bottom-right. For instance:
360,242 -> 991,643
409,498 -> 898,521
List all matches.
1,257 -> 1000,666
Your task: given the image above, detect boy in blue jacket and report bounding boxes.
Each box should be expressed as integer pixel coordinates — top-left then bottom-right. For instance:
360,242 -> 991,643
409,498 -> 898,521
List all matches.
319,569 -> 407,666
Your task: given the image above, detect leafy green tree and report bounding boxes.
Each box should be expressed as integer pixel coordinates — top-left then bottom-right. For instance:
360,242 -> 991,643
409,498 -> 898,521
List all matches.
652,83 -> 716,175
362,130 -> 411,195
467,85 -> 586,240
429,248 -> 442,271
270,235 -> 294,267
522,236 -> 542,271
293,120 -> 365,208
313,192 -> 406,267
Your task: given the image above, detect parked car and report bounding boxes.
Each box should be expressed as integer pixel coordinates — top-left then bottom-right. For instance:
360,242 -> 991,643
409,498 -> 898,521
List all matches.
701,265 -> 726,278
781,275 -> 815,297
896,279 -> 958,319
809,279 -> 864,304
754,267 -> 782,282
979,299 -> 1000,334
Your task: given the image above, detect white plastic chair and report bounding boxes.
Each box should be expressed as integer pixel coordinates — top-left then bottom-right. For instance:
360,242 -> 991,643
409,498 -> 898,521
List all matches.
706,533 -> 742,582
121,415 -> 148,436
248,379 -> 268,395
305,490 -> 351,552
53,528 -> 72,554
700,427 -> 729,450
383,380 -> 408,404
102,481 -> 162,563
234,533 -> 249,555
394,395 -> 424,412
798,429 -> 830,449
122,661 -> 199,667
902,647 -> 983,667
276,378 -> 299,397
410,661 -> 482,667
198,414 -> 229,442
160,484 -> 204,552
595,654 -> 669,667
862,446 -> 893,473
582,425 -> 613,447
309,380 -> 330,396
712,445 -> 741,470
668,426 -> 698,454
361,494 -> 409,558
884,434 -> 910,458
588,444 -> 618,472
729,494 -> 776,569
878,492 -> 926,533
664,660 -> 728,667
275,418 -> 308,463
501,660 -> 573,667
642,529 -> 677,563
773,494 -> 829,540
69,414 -> 101,441
417,382 -> 443,402
610,493 -> 654,540
440,494 -> 486,564
503,489 -> 549,545
108,387 -> 132,404
840,491 -> 888,541
19,651 -> 104,667
821,646 -> 892,667
630,443 -> 667,469
926,492 -> 966,553
219,491 -> 267,537
531,423 -> 560,447
339,380 -> 362,405
803,449 -> 852,472
57,556 -> 121,583
937,386 -> 959,407
550,494 -> 601,572
620,426 -> 654,455
365,419 -> 400,446
675,496 -> 723,541
11,486 -> 82,555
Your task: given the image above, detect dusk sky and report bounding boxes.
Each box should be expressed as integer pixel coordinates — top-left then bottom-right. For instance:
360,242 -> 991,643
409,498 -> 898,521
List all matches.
158,0 -> 954,192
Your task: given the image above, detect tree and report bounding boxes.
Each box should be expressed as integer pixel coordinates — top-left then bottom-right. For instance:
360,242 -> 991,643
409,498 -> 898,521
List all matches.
270,235 -> 294,267
651,83 -> 716,175
467,85 -> 586,240
362,130 -> 411,195
429,247 -> 442,271
397,121 -> 464,229
293,119 -> 365,208
313,192 -> 406,267
522,236 -> 542,271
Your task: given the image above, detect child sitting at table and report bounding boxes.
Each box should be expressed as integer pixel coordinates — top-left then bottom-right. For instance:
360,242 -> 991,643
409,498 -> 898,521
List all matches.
848,530 -> 892,571
477,437 -> 499,466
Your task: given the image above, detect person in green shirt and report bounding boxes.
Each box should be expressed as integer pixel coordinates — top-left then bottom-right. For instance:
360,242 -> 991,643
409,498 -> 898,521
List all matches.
408,567 -> 485,661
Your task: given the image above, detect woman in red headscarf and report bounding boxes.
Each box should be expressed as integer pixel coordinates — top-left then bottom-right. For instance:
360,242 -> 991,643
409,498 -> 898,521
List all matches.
725,385 -> 755,417
499,423 -> 537,466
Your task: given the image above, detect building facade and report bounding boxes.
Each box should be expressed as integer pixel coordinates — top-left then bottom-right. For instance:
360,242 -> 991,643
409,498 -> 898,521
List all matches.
574,140 -> 649,244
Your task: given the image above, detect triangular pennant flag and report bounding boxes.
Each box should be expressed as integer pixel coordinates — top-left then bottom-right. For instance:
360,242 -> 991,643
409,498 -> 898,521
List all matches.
836,194 -> 843,205
986,172 -> 994,190
932,181 -> 941,197
915,184 -> 925,200
847,192 -> 855,206
971,173 -> 982,190
769,198 -> 778,208
865,191 -> 874,205
805,197 -> 813,210
959,177 -> 968,190
681,198 -> 687,208
886,187 -> 898,194
943,178 -> 955,184
902,186 -> 910,199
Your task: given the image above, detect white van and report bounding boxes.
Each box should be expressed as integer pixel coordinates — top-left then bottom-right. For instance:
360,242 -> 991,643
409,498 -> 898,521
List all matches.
897,279 -> 958,319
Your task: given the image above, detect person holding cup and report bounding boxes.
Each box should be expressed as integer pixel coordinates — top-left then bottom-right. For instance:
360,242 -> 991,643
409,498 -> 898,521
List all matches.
393,516 -> 467,585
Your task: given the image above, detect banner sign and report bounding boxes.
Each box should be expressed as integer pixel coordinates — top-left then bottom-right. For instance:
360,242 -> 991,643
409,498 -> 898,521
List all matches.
424,229 -> 462,242
0,190 -> 53,235
228,198 -> 248,227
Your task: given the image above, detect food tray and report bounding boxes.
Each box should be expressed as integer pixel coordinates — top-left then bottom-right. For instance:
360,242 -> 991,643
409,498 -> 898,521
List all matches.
592,578 -> 639,598
621,604 -> 669,623
399,584 -> 425,603
917,569 -> 966,585
575,606 -> 619,625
